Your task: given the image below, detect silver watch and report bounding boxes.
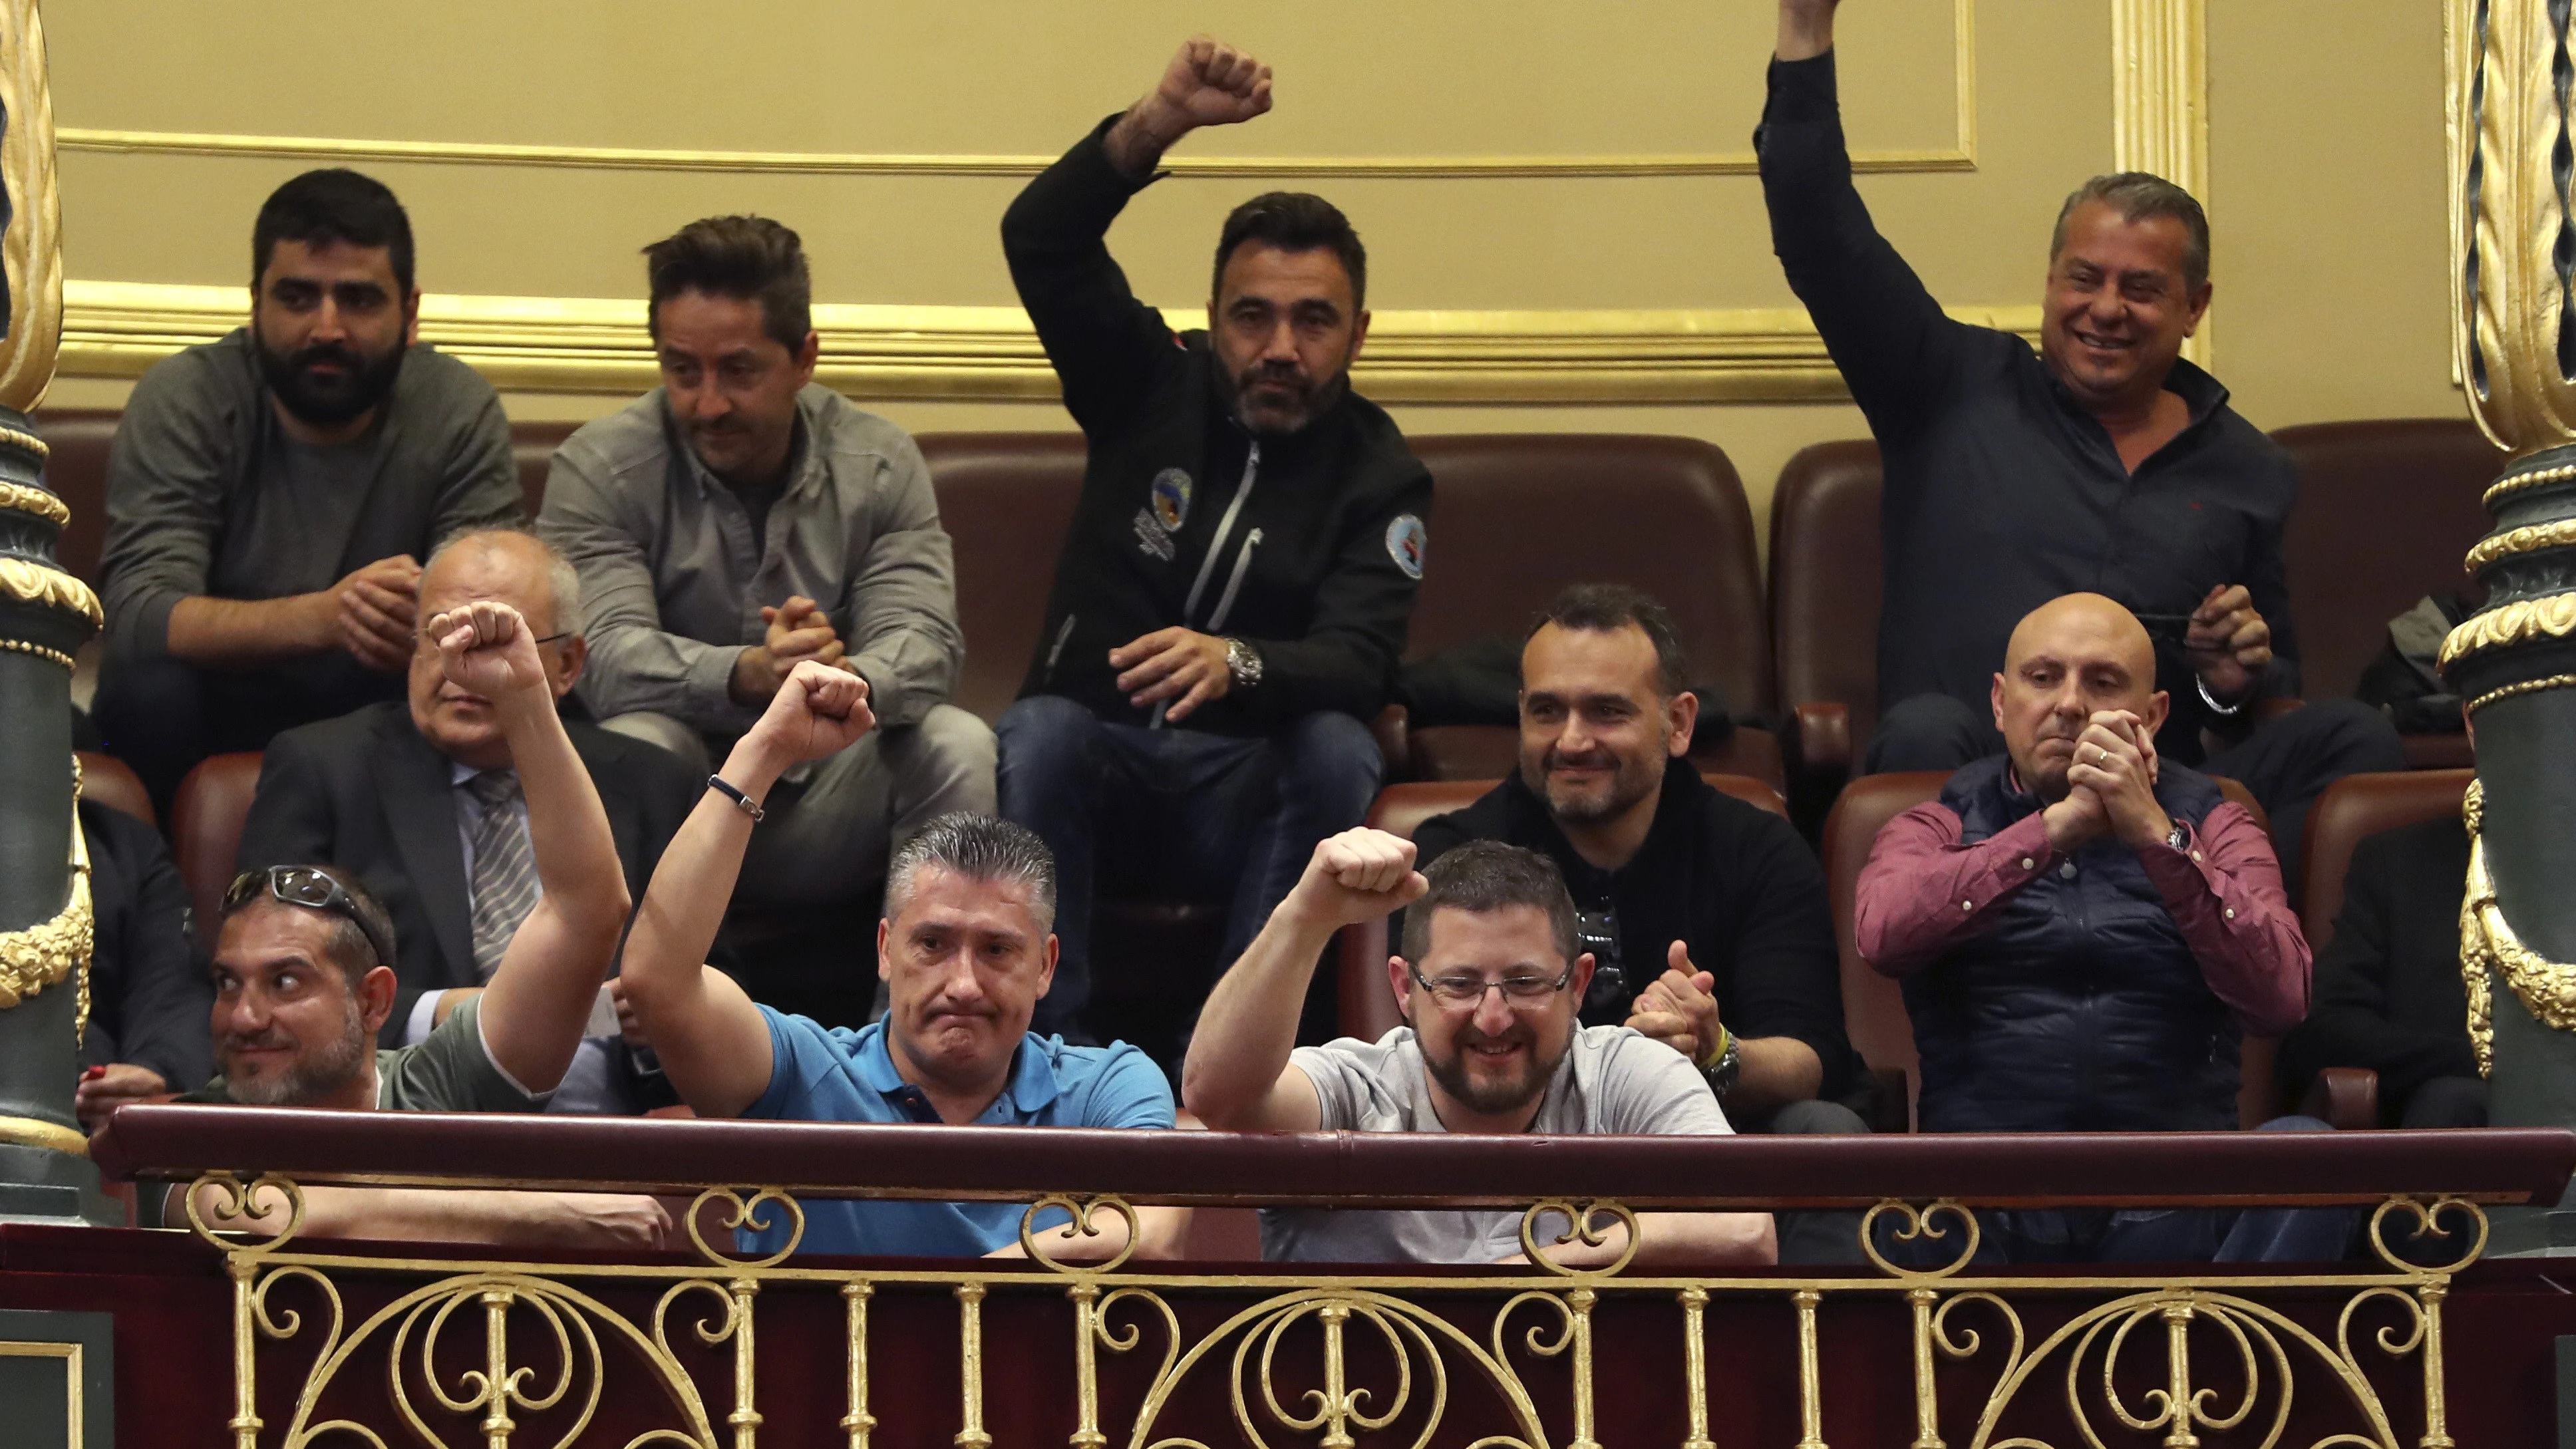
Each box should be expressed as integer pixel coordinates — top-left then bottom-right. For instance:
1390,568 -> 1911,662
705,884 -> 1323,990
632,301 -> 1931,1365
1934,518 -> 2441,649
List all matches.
2167,820 -> 2191,852
1223,637 -> 1263,691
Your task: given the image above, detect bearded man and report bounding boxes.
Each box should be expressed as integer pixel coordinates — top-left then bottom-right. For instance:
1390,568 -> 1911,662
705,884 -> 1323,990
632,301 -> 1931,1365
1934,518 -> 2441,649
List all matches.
1186,832 -> 1775,1267
96,169 -> 523,811
997,35 -> 1434,1045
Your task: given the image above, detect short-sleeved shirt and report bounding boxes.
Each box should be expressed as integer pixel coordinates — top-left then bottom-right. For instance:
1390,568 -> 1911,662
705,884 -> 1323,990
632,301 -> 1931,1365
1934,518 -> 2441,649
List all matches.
182,996 -> 542,1112
1260,1025 -> 1732,1265
741,1010 -> 1176,1259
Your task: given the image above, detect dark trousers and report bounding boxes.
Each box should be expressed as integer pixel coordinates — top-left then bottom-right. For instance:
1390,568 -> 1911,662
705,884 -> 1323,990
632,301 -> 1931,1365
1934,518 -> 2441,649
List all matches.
91,654 -> 400,817
1758,1098 -> 1874,1266
996,695 -> 1382,1039
2400,1075 -> 2490,1129
1863,693 -> 2406,891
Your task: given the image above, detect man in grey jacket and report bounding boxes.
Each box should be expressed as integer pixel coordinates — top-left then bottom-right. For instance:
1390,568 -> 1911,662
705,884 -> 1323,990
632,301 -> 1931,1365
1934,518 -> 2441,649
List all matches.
538,216 -> 991,1016
96,169 -> 522,811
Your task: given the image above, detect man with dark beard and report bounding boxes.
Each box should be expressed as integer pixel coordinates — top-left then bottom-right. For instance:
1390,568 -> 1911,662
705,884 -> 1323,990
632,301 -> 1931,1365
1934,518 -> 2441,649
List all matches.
997,35 -> 1433,1046
1186,833 -> 1774,1266
163,599 -> 669,1250
1408,587 -> 1861,1142
98,169 -> 521,812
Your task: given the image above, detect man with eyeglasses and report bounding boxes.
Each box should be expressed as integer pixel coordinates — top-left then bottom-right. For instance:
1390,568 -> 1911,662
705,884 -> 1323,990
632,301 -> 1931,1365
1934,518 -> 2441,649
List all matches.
239,530 -> 703,1111
539,216 -> 991,1022
1185,832 -> 1776,1266
172,600 -> 669,1248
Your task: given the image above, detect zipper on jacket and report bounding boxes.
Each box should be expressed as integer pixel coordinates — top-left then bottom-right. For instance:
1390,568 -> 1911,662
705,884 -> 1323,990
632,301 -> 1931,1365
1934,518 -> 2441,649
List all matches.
1206,528 -> 1263,633
1040,613 -> 1076,683
1182,441 -> 1259,625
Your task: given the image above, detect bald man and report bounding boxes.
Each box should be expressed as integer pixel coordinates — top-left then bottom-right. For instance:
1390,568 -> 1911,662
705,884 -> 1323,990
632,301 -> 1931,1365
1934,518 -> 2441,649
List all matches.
238,528 -> 707,1112
1852,595 -> 2325,1259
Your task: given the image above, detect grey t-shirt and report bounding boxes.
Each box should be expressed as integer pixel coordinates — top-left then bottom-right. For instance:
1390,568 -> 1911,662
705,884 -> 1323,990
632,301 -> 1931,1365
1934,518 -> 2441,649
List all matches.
184,996 -> 542,1112
100,329 -> 522,667
1260,1025 -> 1732,1265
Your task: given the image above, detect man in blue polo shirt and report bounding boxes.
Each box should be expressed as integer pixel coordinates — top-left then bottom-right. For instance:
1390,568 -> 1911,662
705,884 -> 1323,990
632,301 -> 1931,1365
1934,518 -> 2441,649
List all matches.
619,661 -> 1174,1259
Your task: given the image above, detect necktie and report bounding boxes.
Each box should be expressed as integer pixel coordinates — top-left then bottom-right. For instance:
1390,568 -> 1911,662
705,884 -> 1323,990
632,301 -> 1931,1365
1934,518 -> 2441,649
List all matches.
464,770 -> 542,981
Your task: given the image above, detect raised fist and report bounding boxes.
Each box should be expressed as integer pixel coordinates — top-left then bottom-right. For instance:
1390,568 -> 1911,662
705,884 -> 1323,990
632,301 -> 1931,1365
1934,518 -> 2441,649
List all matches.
1288,828 -> 1428,931
426,600 -> 548,702
748,659 -> 876,766
1148,36 -> 1273,134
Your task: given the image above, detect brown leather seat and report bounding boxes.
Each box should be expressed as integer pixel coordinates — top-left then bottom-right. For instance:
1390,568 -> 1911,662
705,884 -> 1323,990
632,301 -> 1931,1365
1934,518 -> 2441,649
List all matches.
75,751 -> 155,830
1766,440 -> 1884,790
1333,774 -> 1787,1040
1819,770 -> 2315,1131
30,408 -> 120,585
511,420 -> 578,520
169,752 -> 264,943
1402,434 -> 1781,790
913,432 -> 1088,724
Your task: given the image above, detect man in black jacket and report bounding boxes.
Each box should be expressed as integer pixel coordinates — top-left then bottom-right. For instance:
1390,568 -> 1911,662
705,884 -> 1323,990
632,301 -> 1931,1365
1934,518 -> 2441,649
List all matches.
236,528 -> 701,1111
2278,813 -> 2484,1128
71,798 -> 213,1132
1760,0 -> 2402,886
998,35 -> 1432,1040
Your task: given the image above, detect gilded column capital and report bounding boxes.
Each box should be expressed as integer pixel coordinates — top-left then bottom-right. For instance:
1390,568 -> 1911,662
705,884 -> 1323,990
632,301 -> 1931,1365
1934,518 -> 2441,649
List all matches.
0,478 -> 63,525
0,554 -> 99,627
2438,593 -> 2576,670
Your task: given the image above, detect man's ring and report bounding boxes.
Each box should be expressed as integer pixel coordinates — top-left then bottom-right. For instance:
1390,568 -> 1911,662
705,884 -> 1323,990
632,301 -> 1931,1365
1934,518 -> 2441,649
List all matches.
2092,746 -> 2108,765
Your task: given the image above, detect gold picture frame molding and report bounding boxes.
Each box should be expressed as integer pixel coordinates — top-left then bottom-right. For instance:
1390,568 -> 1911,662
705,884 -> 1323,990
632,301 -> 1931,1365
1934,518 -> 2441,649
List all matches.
49,0 -> 2210,404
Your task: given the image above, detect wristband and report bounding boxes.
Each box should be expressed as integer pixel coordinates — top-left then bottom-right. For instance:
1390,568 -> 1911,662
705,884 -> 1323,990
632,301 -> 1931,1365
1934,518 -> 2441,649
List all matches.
707,774 -> 766,822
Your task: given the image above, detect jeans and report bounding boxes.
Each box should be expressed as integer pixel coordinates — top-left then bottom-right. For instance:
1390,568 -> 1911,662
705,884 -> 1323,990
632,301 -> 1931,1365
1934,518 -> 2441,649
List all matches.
1758,1098 -> 1874,1266
1863,692 -> 2406,892
996,695 -> 1382,1038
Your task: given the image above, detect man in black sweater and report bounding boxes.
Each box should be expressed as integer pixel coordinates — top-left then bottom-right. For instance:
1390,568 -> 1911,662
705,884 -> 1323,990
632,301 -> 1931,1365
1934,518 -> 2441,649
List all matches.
998,35 -> 1432,1041
1409,587 -> 1858,1133
1759,0 -> 2402,886
2279,814 -> 2483,1128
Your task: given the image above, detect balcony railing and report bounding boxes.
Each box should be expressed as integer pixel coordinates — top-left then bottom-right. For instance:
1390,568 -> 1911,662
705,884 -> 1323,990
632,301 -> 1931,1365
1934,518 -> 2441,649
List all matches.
87,1106 -> 2576,1449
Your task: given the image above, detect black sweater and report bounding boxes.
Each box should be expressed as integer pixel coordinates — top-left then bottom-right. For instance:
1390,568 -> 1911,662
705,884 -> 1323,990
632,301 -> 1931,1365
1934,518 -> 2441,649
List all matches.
2277,816 -> 2478,1121
1001,116 -> 1433,734
1409,763 -> 1856,1100
1756,52 -> 2301,763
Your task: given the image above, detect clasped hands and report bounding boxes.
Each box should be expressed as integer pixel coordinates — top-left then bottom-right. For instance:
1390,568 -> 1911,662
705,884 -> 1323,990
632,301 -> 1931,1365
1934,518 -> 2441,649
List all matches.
2042,710 -> 2175,854
2183,583 -> 2273,703
731,595 -> 860,706
1624,943 -> 1728,1067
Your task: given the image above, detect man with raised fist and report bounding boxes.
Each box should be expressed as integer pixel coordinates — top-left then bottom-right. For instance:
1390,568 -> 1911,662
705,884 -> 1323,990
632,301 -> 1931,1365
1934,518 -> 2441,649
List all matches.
1760,0 -> 2401,885
997,36 -> 1434,1048
618,663 -> 1176,1261
1184,830 -> 1776,1267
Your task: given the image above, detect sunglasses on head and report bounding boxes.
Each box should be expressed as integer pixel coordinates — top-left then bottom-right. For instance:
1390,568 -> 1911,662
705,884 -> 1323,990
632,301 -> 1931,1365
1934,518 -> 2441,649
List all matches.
223,866 -> 397,970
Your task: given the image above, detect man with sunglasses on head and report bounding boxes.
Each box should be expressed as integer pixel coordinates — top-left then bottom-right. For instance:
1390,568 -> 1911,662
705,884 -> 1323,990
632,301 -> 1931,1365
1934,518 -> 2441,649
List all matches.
172,600 -> 667,1248
96,168 -> 523,816
238,528 -> 705,1112
1185,832 -> 1776,1267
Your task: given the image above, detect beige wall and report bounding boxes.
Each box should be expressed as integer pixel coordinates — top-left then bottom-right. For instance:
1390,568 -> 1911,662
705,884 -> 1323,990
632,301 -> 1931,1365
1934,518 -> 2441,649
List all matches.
37,0 -> 2461,537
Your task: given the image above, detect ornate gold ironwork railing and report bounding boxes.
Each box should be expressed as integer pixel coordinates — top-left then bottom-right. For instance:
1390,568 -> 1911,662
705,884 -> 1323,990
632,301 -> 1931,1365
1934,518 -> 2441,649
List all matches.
92,1108 -> 2576,1449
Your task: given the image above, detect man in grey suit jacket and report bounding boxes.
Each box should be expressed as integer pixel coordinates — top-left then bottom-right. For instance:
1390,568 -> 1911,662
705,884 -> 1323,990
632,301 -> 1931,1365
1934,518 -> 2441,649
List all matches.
236,528 -> 701,1110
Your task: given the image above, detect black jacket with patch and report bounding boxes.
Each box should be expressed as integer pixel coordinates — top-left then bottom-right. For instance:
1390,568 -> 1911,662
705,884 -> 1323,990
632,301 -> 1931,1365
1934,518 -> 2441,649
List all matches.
1002,116 -> 1433,734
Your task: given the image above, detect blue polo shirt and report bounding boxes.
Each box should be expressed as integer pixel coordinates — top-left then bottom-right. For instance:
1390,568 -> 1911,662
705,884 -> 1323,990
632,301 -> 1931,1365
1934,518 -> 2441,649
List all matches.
740,1008 -> 1175,1259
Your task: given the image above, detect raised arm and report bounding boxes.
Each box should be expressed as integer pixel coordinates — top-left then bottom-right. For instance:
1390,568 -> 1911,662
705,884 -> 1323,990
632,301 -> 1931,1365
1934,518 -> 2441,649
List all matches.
426,601 -> 632,1094
620,662 -> 877,1117
1183,829 -> 1426,1130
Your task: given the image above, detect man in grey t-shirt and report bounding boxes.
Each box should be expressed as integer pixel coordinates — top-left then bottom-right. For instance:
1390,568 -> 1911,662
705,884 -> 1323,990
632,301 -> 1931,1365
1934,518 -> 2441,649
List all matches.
95,169 -> 522,812
1184,832 -> 1775,1267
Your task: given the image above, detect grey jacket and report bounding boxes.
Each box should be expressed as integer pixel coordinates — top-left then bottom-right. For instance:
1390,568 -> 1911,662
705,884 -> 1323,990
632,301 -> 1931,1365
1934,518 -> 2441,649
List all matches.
537,386 -> 964,734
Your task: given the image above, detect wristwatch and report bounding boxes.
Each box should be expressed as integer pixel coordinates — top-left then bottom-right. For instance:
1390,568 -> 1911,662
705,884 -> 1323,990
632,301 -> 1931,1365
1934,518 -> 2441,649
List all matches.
2167,820 -> 2191,852
1699,1025 -> 1742,1096
1223,637 -> 1264,692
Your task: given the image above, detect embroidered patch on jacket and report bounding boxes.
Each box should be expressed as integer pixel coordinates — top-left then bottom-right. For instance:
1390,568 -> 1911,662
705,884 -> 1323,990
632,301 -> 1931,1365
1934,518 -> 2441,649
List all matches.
1151,468 -> 1193,532
1385,514 -> 1427,579
1133,507 -> 1176,562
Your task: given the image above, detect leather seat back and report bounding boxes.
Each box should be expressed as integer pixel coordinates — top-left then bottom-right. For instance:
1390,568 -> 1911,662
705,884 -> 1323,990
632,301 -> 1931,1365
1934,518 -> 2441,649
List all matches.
1766,440 -> 1885,760
512,420 -> 579,520
31,408 -> 120,584
76,751 -> 155,830
2299,768 -> 2474,951
917,433 -> 1088,723
171,752 -> 265,944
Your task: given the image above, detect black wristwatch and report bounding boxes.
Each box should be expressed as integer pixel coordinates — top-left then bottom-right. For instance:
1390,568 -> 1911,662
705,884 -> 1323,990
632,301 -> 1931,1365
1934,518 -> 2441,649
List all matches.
2166,820 -> 2191,852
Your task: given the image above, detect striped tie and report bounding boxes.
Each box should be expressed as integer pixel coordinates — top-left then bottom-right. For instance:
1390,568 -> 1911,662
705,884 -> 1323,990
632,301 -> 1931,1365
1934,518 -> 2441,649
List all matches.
464,770 -> 542,981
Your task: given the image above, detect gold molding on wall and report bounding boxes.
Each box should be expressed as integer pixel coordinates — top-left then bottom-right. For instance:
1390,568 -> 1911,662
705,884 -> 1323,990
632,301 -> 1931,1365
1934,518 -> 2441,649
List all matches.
2110,0 -> 2211,365
57,4 -> 1977,182
59,279 -> 2042,406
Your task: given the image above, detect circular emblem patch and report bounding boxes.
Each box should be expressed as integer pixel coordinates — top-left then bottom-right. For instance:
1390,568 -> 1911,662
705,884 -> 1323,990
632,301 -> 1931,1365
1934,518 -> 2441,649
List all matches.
1151,468 -> 1193,532
1385,514 -> 1427,580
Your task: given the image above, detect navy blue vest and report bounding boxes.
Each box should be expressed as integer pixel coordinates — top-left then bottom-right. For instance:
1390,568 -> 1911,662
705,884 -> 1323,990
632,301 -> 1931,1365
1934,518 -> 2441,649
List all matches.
1905,756 -> 2241,1133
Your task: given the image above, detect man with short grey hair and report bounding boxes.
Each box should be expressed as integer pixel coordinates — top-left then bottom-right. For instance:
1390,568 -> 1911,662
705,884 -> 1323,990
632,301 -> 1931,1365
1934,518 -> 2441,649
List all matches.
1760,0 -> 2402,884
619,663 -> 1173,1260
238,528 -> 704,1112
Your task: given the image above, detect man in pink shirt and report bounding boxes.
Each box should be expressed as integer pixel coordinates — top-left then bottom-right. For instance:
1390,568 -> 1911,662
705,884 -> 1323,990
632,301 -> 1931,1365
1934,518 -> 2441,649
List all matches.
1856,593 -> 2332,1261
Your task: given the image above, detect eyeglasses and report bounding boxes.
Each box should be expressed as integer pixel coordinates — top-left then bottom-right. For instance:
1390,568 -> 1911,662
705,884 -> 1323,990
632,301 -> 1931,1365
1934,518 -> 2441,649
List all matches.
1406,960 -> 1577,1011
222,866 -> 397,969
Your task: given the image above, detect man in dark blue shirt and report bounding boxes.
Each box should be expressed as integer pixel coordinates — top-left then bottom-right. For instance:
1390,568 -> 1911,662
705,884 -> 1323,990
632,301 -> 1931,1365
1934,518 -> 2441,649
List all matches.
1758,0 -> 2403,882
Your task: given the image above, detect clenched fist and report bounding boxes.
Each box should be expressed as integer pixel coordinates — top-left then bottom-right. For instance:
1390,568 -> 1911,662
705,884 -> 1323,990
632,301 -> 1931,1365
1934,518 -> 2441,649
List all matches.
1285,828 -> 1428,931
744,659 -> 876,770
426,599 -> 550,703
1108,36 -> 1274,174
